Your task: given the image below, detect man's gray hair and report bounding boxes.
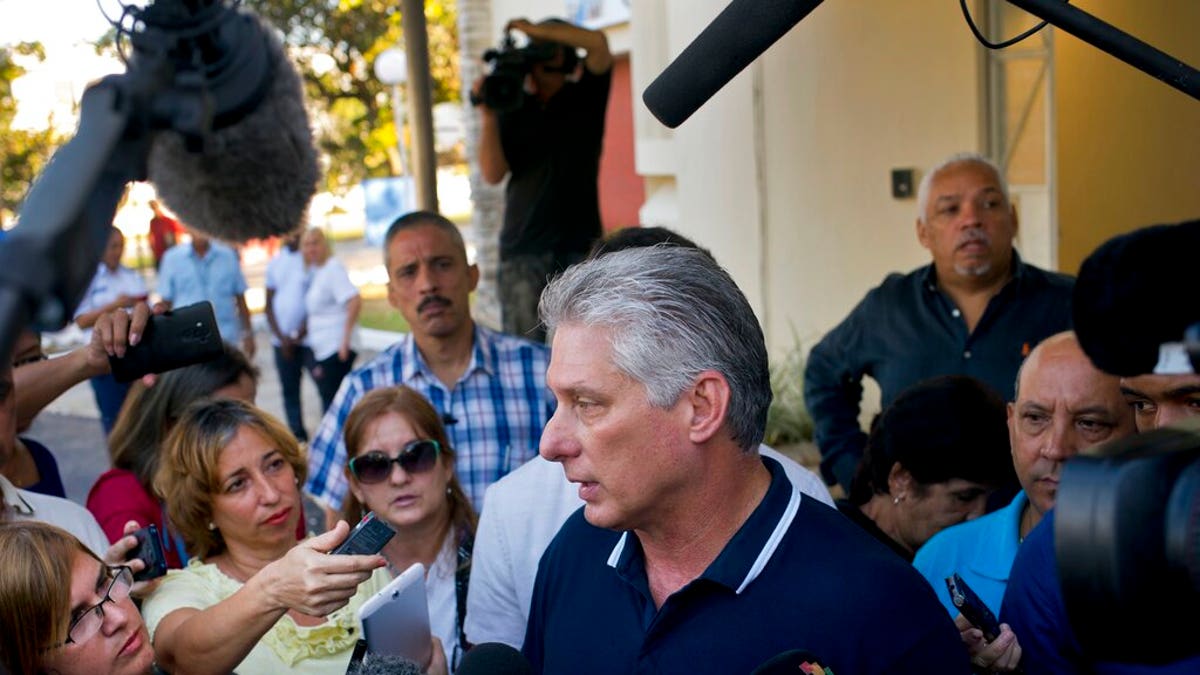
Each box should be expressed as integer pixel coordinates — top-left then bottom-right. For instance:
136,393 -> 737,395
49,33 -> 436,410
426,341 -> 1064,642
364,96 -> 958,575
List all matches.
916,152 -> 1011,224
539,246 -> 771,451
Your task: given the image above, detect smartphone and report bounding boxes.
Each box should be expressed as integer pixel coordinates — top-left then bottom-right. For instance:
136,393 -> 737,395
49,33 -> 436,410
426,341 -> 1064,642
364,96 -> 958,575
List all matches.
127,524 -> 168,582
108,302 -> 224,383
358,562 -> 432,665
330,512 -> 396,556
946,573 -> 1002,641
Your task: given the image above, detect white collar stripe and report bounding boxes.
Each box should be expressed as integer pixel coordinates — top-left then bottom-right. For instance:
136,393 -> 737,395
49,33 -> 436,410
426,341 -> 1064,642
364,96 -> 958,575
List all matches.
736,484 -> 801,594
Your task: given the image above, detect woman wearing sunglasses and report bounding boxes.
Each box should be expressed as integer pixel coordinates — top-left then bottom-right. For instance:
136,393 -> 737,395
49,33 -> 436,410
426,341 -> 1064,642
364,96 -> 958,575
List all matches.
0,521 -> 155,675
140,398 -> 393,675
343,386 -> 478,670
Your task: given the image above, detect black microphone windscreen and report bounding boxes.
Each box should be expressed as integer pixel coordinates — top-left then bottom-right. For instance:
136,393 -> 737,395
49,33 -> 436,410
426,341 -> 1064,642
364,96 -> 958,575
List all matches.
751,649 -> 830,675
147,8 -> 319,243
1072,219 -> 1200,376
345,652 -> 424,675
642,0 -> 825,128
455,642 -> 534,675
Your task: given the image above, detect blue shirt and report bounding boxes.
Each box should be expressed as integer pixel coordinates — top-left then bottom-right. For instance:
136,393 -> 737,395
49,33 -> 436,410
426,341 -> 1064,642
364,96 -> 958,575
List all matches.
1001,510 -> 1200,673
914,490 -> 1027,618
305,324 -> 553,511
804,252 -> 1073,489
523,457 -> 970,675
156,241 -> 248,345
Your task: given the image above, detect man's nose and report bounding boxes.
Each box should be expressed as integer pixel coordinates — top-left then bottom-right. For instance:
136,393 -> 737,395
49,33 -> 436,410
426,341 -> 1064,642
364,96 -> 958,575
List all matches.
1042,418 -> 1075,461
1156,404 -> 1191,430
539,409 -> 578,463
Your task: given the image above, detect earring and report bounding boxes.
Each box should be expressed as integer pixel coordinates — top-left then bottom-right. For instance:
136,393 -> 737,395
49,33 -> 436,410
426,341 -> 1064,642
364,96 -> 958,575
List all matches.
892,494 -> 904,505
446,487 -> 452,496
208,522 -> 216,531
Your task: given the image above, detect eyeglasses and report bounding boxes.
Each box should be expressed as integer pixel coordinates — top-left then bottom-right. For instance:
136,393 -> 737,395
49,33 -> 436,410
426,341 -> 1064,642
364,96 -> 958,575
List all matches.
60,566 -> 134,647
349,439 -> 442,484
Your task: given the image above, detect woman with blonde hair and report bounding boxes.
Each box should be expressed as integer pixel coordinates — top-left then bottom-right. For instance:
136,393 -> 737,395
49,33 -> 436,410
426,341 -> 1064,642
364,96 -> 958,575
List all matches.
0,521 -> 155,675
301,226 -> 361,411
141,398 -> 394,675
343,385 -> 477,669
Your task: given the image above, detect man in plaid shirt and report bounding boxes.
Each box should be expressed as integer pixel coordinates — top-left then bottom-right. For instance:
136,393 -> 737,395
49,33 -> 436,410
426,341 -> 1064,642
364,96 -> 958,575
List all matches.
304,211 -> 554,516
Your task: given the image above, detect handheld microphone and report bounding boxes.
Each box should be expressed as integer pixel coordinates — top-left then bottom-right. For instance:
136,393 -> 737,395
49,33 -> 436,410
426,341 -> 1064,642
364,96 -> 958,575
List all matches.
455,642 -> 535,675
642,0 -> 826,128
1072,219 -> 1200,376
139,0 -> 320,242
751,649 -> 832,675
345,653 -> 424,675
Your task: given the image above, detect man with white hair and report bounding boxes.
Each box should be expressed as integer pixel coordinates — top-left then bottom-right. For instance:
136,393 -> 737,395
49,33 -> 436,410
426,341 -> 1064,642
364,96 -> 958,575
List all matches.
524,246 -> 967,673
805,152 -> 1074,494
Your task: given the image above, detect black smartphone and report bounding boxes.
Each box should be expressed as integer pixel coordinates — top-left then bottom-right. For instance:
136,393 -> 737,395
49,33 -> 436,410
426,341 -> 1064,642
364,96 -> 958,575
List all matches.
330,512 -> 396,556
108,302 -> 224,383
127,524 -> 169,582
946,573 -> 1002,641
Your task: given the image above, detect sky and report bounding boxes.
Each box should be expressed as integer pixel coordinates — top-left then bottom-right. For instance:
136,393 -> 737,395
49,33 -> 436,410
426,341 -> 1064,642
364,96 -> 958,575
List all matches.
1,0 -> 125,130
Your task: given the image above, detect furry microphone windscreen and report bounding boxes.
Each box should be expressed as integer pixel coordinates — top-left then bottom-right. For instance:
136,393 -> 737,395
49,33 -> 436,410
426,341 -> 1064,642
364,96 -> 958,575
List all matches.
146,11 -> 319,243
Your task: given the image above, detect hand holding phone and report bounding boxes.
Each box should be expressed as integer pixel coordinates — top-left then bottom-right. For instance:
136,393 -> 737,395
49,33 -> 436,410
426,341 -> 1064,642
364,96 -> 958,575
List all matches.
946,573 -> 1002,642
330,512 -> 396,556
108,302 -> 224,382
127,524 -> 169,582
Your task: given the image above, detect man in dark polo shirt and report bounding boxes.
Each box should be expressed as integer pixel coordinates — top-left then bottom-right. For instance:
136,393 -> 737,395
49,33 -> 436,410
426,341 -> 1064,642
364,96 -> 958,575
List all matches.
476,17 -> 611,342
524,246 -> 969,674
805,152 -> 1074,495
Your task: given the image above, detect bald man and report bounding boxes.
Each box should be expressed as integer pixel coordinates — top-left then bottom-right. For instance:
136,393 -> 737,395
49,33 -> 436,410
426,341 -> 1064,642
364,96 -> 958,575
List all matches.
913,332 -> 1135,667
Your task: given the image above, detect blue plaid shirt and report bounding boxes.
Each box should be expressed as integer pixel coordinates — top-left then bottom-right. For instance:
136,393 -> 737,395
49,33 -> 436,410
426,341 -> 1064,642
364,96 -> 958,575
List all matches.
305,324 -> 554,512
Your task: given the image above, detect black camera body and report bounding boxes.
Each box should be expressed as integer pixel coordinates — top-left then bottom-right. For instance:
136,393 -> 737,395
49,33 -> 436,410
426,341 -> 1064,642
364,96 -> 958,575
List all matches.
472,34 -> 572,113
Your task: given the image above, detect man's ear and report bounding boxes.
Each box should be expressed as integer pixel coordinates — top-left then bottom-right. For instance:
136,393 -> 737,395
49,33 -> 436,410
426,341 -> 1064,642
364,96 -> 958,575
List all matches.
916,218 -> 931,251
467,262 -> 480,293
685,370 -> 731,445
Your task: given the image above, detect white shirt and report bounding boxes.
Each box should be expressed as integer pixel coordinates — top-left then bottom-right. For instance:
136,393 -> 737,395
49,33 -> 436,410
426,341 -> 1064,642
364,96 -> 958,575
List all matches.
304,258 -> 359,361
1,474 -> 110,556
264,247 -> 308,346
462,446 -> 833,648
73,263 -> 148,339
423,532 -> 462,669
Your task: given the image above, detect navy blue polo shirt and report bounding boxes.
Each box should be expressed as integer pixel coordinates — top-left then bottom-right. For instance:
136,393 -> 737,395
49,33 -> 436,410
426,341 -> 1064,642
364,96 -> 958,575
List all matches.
804,251 -> 1074,489
523,457 -> 970,674
1001,511 -> 1200,674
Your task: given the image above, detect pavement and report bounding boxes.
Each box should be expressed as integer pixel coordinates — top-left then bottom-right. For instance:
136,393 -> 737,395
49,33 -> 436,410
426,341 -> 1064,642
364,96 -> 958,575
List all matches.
29,235 -> 401,509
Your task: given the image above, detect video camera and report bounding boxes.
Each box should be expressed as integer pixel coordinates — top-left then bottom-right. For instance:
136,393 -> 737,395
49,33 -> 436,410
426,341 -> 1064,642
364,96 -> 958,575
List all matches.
471,32 -> 576,113
1055,218 -> 1200,664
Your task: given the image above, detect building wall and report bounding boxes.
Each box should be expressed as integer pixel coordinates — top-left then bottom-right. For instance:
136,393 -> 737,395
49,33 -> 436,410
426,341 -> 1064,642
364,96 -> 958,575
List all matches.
484,0 -> 1199,360
599,56 -> 645,232
1052,0 -> 1200,274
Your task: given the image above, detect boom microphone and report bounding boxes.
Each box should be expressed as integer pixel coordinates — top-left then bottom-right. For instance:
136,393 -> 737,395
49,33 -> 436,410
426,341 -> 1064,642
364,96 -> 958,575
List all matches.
1072,219 -> 1200,377
140,0 -> 320,242
642,0 -> 825,128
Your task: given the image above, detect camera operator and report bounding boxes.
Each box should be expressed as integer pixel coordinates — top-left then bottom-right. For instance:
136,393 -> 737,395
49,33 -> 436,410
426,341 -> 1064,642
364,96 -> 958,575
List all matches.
473,17 -> 612,342
999,219 -> 1200,674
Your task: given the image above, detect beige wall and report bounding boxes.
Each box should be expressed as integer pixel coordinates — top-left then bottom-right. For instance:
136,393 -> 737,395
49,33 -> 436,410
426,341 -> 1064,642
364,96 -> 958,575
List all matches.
481,0 -> 1198,362
1053,0 -> 1200,274
759,0 -> 984,352
625,0 -> 986,355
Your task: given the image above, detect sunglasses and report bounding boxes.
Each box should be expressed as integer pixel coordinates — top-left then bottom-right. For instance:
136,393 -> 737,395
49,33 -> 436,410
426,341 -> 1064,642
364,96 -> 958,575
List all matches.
349,439 -> 442,484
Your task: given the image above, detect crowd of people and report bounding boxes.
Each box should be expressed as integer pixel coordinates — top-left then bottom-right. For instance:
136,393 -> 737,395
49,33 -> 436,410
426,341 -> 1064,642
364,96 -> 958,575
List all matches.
0,14 -> 1197,675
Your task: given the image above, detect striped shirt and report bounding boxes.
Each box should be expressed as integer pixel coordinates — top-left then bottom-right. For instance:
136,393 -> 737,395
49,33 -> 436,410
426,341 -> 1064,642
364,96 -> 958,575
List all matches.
305,324 -> 554,512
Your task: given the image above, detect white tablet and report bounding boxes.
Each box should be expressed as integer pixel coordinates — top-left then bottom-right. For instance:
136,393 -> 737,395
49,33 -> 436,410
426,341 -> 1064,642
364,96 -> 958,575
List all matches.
357,561 -> 432,665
